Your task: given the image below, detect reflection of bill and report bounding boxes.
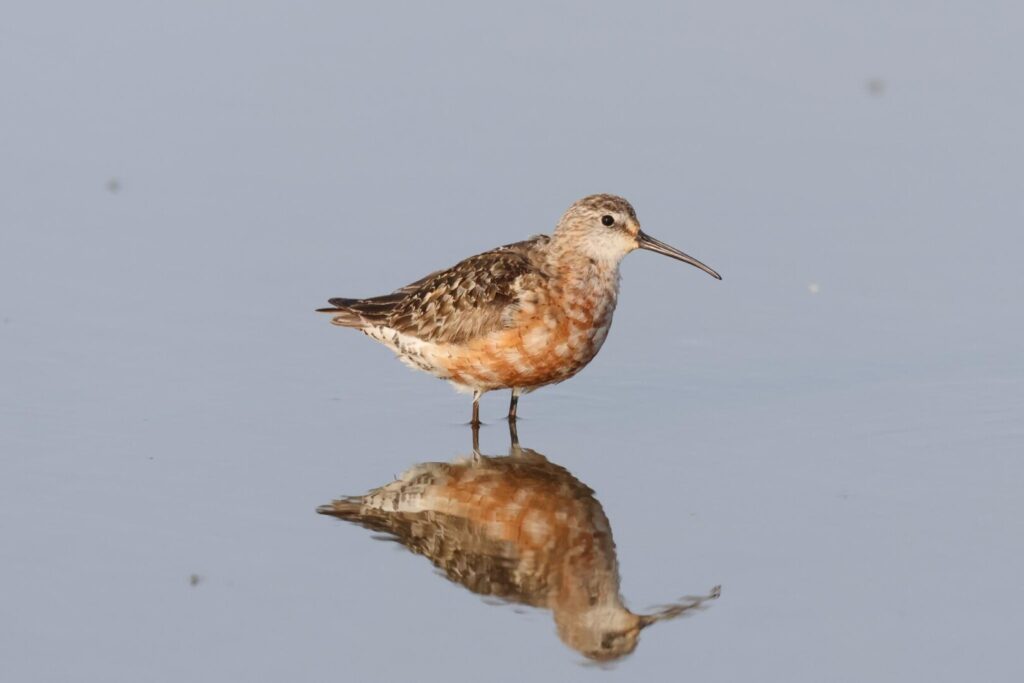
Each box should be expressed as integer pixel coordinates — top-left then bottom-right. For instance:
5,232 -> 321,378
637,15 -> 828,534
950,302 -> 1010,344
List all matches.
318,423 -> 720,662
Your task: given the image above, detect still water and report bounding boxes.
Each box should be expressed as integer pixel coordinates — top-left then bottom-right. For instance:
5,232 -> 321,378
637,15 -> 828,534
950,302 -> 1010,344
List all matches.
3,2 -> 1024,682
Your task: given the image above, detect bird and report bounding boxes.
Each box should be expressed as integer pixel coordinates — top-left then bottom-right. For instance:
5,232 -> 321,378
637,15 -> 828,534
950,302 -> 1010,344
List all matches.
317,421 -> 720,661
318,194 -> 721,425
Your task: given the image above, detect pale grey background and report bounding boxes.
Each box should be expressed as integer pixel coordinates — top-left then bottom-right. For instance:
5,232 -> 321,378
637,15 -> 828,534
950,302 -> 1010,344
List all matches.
2,2 -> 1022,681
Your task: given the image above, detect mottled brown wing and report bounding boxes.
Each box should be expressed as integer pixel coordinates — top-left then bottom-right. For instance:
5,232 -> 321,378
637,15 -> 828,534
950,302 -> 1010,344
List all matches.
385,240 -> 546,345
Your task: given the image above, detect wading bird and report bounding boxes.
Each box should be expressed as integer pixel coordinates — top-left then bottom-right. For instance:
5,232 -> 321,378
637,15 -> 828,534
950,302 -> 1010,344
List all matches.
318,194 -> 720,424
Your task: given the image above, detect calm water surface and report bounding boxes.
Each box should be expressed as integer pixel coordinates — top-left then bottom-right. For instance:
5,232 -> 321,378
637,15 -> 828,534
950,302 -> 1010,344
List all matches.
2,3 -> 1023,682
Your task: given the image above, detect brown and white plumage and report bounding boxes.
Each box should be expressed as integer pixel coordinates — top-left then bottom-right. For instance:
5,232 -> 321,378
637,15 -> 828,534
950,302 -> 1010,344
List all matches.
322,237 -> 548,345
317,424 -> 720,661
318,194 -> 721,422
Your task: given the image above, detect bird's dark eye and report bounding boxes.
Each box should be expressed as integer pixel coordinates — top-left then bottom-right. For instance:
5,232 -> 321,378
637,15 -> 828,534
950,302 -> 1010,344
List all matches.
601,215 -> 615,227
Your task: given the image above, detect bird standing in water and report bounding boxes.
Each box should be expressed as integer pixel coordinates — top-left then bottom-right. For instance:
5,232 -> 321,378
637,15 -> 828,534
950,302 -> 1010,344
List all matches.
318,194 -> 721,425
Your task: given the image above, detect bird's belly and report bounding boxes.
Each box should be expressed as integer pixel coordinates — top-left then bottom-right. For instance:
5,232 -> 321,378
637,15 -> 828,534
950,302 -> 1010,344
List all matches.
439,308 -> 614,391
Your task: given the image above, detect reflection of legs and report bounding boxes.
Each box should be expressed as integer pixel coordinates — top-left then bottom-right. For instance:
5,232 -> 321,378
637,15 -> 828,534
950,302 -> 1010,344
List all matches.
471,390 -> 481,427
508,387 -> 521,422
471,419 -> 481,457
508,416 -> 520,451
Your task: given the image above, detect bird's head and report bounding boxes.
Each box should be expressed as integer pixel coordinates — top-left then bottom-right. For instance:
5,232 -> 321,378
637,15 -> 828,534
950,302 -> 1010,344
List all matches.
558,584 -> 723,662
553,194 -> 721,279
555,602 -> 644,662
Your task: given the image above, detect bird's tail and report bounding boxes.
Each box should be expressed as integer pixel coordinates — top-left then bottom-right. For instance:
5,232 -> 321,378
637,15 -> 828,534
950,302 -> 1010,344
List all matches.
316,294 -> 404,328
316,298 -> 366,328
316,497 -> 364,519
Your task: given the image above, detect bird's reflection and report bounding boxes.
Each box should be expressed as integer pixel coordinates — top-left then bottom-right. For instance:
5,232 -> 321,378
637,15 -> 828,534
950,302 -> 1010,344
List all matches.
317,423 -> 719,662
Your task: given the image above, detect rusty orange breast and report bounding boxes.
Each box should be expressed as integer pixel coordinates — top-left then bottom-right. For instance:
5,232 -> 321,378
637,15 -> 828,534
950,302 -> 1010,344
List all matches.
440,280 -> 617,390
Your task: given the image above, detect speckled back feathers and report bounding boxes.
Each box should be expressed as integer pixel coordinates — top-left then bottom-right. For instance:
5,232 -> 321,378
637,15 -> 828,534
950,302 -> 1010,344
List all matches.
321,235 -> 550,345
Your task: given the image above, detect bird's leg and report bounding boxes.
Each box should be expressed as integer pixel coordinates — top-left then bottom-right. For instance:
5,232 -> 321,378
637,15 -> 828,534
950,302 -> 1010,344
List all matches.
507,388 -> 521,422
471,390 -> 482,427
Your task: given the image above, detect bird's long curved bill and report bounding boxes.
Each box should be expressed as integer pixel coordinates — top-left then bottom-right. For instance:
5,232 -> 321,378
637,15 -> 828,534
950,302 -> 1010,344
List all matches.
637,585 -> 722,629
638,230 -> 722,280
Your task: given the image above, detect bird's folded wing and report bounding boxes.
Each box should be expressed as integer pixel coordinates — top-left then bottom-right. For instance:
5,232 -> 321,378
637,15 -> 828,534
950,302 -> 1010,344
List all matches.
387,244 -> 544,345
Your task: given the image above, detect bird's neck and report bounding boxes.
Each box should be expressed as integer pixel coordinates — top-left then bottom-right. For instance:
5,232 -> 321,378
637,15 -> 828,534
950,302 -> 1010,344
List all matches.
546,229 -> 628,273
547,249 -> 622,304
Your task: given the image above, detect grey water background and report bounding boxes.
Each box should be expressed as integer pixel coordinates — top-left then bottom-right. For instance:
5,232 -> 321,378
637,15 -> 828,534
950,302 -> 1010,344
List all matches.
2,1 -> 1022,680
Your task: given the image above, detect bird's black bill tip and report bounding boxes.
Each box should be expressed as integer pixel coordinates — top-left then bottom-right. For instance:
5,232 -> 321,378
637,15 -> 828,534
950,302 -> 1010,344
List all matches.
637,230 -> 722,280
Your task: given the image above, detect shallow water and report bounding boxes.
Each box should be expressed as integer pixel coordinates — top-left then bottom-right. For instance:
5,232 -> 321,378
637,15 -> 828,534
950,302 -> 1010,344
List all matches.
3,3 -> 1024,682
